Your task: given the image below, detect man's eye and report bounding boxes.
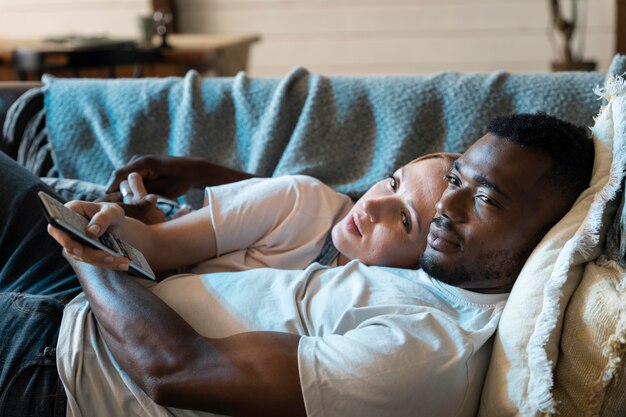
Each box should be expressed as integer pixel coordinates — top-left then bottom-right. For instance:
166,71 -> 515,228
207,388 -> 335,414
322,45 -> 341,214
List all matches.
476,194 -> 496,206
445,175 -> 460,187
389,176 -> 398,191
401,211 -> 410,233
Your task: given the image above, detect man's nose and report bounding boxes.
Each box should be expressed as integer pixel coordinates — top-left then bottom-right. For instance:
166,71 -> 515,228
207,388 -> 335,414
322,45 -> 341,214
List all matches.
435,188 -> 469,223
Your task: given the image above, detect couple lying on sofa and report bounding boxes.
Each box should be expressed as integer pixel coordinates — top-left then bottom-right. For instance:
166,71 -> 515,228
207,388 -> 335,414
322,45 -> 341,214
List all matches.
1,112 -> 593,417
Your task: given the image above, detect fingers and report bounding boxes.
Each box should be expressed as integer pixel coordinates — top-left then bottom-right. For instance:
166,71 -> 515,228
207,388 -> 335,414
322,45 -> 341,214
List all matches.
119,195 -> 166,225
47,225 -> 130,271
105,155 -> 155,193
106,168 -> 132,194
85,204 -> 125,237
119,173 -> 147,204
104,155 -> 188,198
65,200 -> 124,237
64,200 -> 110,227
127,172 -> 148,200
119,180 -> 132,203
95,191 -> 123,203
48,201 -> 129,270
48,224 -> 83,257
145,194 -> 158,204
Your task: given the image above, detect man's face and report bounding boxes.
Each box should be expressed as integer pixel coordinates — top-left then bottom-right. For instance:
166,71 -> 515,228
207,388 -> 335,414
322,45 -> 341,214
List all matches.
332,157 -> 448,269
420,133 -> 567,293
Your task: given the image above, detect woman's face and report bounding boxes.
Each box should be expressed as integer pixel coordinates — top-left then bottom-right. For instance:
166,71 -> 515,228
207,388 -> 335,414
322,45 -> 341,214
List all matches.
331,157 -> 448,268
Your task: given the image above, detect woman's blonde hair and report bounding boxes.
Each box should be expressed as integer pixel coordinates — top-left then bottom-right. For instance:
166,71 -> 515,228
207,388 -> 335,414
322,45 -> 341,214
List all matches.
406,152 -> 460,174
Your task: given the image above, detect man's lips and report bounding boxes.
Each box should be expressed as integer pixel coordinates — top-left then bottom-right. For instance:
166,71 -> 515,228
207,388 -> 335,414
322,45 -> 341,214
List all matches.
346,213 -> 363,237
427,217 -> 463,253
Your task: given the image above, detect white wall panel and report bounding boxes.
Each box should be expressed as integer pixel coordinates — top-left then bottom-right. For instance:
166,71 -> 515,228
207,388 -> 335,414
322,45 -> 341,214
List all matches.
0,0 -> 616,75
178,0 -> 615,75
0,0 -> 151,37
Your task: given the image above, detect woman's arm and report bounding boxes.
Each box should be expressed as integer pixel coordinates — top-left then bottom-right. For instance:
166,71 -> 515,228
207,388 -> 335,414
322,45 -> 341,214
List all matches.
49,200 -> 218,274
54,175 -> 309,274
140,205 -> 217,272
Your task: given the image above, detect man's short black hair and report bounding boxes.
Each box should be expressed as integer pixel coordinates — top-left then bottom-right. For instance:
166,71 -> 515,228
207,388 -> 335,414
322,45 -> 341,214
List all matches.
487,112 -> 594,204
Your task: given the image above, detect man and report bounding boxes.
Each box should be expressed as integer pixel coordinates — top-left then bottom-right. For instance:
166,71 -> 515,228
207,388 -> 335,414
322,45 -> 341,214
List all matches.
420,114 -> 593,294
0,113 -> 593,417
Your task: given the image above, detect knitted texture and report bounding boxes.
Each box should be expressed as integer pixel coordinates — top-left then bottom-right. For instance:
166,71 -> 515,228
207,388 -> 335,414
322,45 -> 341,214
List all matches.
42,67 -> 604,207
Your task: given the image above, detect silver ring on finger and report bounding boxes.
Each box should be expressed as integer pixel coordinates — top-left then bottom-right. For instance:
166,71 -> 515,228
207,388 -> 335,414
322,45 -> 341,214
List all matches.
120,182 -> 132,203
120,182 -> 130,197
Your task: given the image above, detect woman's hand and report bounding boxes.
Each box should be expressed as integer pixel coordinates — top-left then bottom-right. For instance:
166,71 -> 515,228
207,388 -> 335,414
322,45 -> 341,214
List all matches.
47,200 -> 131,271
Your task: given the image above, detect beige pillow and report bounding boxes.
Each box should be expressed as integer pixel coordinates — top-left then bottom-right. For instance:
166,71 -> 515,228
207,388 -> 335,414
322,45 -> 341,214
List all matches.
478,73 -> 625,417
551,260 -> 626,417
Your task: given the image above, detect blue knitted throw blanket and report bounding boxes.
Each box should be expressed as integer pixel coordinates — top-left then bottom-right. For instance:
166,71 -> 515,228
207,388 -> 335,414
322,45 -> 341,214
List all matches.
42,67 -> 605,206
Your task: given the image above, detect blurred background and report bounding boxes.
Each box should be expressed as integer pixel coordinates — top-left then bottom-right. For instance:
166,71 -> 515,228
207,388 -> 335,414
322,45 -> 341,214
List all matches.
0,0 -> 620,79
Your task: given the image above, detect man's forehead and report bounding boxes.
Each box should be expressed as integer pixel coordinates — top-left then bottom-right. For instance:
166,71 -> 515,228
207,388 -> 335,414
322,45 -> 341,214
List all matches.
458,134 -> 553,201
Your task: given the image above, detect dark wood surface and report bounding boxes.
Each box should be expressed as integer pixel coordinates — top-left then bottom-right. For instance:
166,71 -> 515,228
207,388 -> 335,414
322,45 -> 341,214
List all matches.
152,0 -> 178,33
0,34 -> 260,81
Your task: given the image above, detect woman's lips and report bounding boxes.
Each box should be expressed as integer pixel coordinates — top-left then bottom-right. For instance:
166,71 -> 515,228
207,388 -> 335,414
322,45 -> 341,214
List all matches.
346,213 -> 362,237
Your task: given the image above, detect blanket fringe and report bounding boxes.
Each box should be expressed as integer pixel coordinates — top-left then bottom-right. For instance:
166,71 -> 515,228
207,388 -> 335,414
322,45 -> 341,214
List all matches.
528,74 -> 626,414
593,74 -> 626,101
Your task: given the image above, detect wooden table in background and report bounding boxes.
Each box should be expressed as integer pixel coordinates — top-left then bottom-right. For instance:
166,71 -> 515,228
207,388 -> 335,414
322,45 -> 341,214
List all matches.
0,34 -> 260,80
154,34 -> 260,77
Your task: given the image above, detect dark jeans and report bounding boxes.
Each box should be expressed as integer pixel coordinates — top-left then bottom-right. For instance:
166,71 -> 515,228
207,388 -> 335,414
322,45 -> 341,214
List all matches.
0,151 -> 80,417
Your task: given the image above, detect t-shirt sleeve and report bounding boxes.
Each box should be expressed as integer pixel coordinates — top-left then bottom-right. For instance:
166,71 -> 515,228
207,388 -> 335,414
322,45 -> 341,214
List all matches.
204,175 -> 350,258
298,312 -> 474,417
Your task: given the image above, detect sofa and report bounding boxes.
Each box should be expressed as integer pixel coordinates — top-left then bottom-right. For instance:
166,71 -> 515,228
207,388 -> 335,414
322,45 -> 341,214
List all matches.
1,55 -> 624,417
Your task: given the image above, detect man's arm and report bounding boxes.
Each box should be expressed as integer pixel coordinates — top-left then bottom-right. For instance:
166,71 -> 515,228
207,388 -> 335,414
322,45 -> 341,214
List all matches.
66,257 -> 306,417
106,155 -> 256,198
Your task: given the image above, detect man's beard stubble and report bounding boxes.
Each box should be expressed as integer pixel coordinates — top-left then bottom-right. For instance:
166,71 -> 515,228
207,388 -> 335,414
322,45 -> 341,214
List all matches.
419,238 -> 535,290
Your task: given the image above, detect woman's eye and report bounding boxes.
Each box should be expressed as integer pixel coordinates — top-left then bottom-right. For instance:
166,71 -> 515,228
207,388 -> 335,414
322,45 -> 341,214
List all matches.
389,176 -> 398,191
401,211 -> 410,233
445,175 -> 460,187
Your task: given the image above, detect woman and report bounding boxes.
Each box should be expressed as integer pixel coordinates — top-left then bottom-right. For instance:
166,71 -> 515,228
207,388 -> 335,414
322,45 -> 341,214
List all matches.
49,153 -> 457,278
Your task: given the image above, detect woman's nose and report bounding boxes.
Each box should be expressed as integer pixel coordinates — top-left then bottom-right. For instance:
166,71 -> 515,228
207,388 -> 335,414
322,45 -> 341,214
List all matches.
362,196 -> 394,223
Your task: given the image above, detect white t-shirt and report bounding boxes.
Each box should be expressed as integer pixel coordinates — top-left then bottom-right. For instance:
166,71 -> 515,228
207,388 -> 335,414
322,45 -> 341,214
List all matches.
191,175 -> 353,272
58,264 -> 507,417
56,175 -> 508,417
